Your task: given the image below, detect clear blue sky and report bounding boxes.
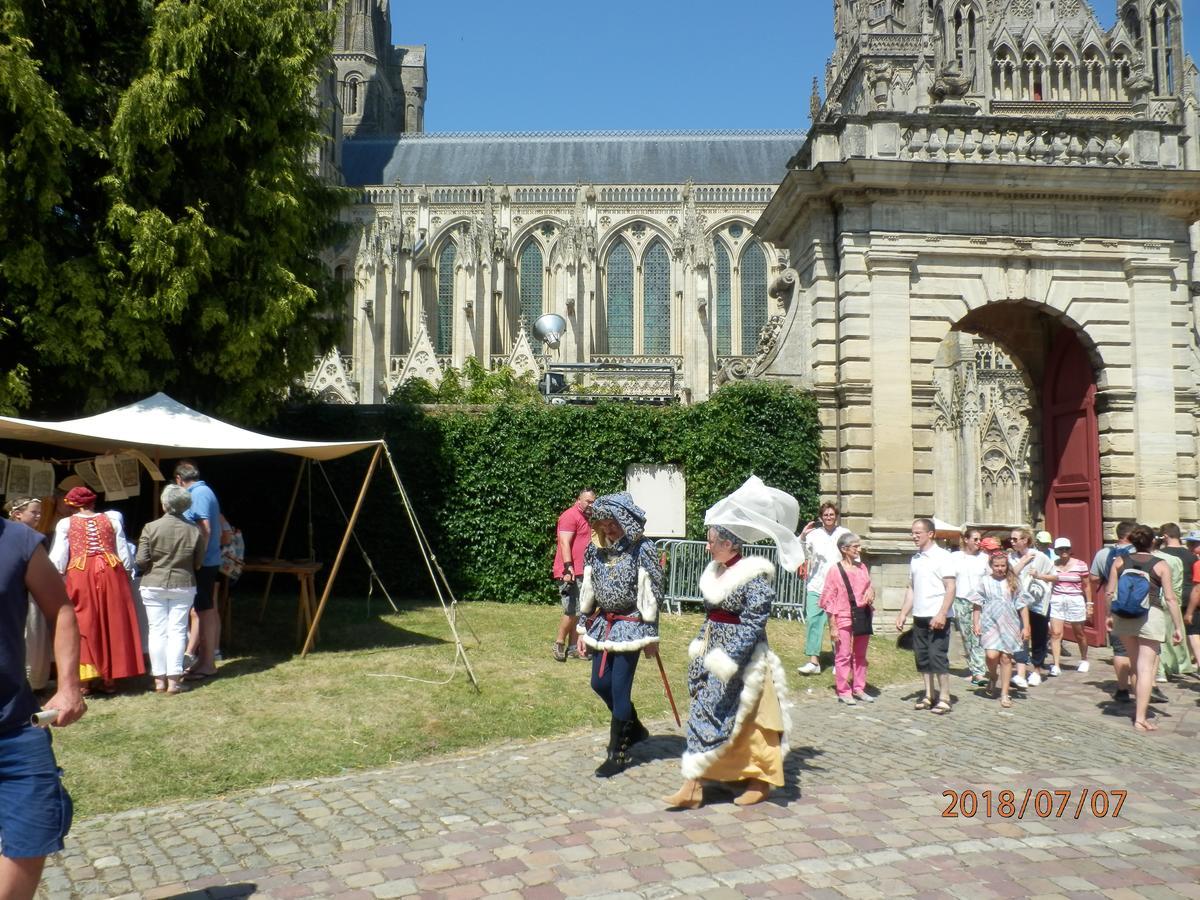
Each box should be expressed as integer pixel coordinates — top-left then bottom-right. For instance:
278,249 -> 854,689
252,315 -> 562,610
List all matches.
395,1 -> 1200,133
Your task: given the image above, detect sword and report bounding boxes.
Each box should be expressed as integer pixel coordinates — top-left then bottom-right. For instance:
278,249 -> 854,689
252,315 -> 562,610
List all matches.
654,652 -> 682,727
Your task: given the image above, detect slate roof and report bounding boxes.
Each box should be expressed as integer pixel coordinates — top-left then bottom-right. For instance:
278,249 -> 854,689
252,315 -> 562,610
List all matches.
340,130 -> 806,187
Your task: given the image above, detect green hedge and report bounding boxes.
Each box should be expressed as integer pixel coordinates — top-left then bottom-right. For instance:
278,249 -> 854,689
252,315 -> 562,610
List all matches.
215,380 -> 820,604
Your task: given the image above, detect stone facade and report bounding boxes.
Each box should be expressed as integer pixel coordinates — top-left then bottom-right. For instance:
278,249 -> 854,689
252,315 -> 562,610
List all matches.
311,0 -> 1200,608
757,0 -> 1200,603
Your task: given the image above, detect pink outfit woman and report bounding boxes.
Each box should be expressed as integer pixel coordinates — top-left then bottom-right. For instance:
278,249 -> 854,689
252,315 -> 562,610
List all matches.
818,560 -> 872,697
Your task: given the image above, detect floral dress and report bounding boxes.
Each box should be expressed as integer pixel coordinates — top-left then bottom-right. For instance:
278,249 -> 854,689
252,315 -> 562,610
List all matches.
969,577 -> 1030,655
681,556 -> 791,785
577,494 -> 661,654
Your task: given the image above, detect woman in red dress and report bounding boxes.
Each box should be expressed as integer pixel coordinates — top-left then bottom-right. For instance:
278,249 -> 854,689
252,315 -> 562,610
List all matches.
49,486 -> 144,692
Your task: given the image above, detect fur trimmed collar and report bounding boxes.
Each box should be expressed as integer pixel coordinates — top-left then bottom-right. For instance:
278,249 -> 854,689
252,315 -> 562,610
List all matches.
698,556 -> 775,605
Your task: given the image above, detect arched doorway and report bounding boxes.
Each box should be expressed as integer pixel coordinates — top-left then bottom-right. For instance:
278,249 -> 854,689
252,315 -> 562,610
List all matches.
934,303 -> 1104,642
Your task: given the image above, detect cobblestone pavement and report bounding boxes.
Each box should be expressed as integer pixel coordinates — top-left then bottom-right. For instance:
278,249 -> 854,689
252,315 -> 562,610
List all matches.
42,652 -> 1200,899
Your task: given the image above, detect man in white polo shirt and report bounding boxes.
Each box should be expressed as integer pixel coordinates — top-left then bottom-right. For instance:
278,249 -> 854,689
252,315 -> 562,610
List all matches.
895,518 -> 957,714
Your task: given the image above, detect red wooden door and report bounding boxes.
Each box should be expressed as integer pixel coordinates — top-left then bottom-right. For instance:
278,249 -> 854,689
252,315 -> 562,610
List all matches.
1042,330 -> 1104,644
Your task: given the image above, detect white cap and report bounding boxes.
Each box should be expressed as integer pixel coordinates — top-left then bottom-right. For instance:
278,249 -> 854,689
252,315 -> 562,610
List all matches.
1053,537 -> 1072,550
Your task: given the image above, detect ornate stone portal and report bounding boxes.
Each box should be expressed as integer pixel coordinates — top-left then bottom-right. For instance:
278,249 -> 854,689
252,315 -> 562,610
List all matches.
932,335 -> 1035,528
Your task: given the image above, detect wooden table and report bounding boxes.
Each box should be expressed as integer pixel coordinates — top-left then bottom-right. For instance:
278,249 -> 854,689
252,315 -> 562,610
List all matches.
243,559 -> 324,649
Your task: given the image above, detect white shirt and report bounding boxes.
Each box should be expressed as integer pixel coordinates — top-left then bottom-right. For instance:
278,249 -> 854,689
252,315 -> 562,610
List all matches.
950,550 -> 989,599
805,525 -> 850,593
910,544 -> 956,617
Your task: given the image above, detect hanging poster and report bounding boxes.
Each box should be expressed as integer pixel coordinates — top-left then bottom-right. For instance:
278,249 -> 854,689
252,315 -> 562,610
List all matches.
29,461 -> 55,499
117,452 -> 141,497
94,455 -> 126,500
5,460 -> 33,498
74,461 -> 104,492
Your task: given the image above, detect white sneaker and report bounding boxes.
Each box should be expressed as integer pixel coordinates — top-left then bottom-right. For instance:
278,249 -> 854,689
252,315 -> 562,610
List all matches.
1077,661 -> 1090,673
1027,671 -> 1042,686
1155,674 -> 1168,684
797,661 -> 820,675
852,692 -> 875,703
1011,675 -> 1028,688
1049,665 -> 1062,677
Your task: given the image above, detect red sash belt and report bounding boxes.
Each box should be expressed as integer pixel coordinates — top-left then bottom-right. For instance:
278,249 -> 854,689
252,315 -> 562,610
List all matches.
706,610 -> 741,624
592,610 -> 641,678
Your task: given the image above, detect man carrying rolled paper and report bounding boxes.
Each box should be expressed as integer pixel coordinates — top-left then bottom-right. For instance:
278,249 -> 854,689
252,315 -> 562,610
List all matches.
0,513 -> 86,899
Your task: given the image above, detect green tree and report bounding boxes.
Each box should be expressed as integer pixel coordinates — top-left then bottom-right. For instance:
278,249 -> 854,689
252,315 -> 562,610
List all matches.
0,0 -> 348,421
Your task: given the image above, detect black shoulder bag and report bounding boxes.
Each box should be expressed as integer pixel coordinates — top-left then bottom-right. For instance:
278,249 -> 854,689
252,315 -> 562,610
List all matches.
838,562 -> 875,636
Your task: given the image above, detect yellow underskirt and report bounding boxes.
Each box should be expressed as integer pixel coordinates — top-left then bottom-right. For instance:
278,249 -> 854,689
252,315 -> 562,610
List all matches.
701,662 -> 785,787
79,663 -> 101,681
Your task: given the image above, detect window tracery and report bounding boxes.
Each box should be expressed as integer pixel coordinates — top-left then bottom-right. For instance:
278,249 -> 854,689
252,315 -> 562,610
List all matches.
713,242 -> 732,357
605,241 -> 634,355
643,239 -> 671,355
436,241 -> 456,354
518,239 -> 544,334
740,241 -> 769,356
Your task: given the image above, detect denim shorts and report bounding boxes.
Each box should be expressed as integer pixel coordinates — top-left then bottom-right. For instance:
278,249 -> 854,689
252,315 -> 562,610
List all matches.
0,726 -> 73,858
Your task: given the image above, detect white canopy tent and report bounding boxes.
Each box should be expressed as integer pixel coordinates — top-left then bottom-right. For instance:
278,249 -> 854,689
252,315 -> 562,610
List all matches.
0,393 -> 476,684
0,393 -> 389,657
0,392 -> 381,462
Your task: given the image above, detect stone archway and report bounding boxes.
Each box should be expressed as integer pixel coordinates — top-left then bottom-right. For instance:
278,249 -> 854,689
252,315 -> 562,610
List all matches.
936,302 -> 1102,554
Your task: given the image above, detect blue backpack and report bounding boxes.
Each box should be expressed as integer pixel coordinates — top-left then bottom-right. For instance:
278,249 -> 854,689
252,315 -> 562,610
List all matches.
1101,544 -> 1132,583
1112,557 -> 1153,618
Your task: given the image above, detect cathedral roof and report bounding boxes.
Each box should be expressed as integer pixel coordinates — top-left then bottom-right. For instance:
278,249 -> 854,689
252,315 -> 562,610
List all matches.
341,130 -> 806,187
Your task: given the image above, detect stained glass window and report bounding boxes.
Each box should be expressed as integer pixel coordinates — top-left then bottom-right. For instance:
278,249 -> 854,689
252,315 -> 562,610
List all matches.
518,239 -> 543,336
713,241 -> 732,357
643,239 -> 671,355
740,241 -> 768,356
436,241 -> 456,354
605,241 -> 634,355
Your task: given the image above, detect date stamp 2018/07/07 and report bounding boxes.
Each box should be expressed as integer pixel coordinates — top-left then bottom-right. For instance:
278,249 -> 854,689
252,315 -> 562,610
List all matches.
941,789 -> 1126,819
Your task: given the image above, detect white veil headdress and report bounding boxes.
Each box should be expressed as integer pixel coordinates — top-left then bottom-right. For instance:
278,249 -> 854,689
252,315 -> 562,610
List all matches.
703,475 -> 804,572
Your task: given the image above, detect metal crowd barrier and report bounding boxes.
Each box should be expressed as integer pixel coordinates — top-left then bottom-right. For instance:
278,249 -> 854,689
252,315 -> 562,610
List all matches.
655,539 -> 806,621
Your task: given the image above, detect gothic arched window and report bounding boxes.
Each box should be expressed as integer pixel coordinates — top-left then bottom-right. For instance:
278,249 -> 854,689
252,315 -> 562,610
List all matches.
605,241 -> 634,355
952,5 -> 978,82
642,239 -> 671,355
346,76 -> 361,116
713,241 -> 732,357
1150,4 -> 1177,94
518,239 -> 543,334
436,241 -> 456,355
740,241 -> 769,356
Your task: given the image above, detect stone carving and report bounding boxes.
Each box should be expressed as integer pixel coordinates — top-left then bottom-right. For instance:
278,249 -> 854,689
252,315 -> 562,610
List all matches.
932,340 -> 1033,525
389,313 -> 443,390
895,120 -> 1155,167
306,350 -> 358,404
672,182 -> 711,269
506,321 -> 541,379
931,61 -> 973,104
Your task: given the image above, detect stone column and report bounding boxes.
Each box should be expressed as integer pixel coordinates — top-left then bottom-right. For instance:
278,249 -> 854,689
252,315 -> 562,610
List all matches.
865,250 -> 918,536
1124,258 -> 1182,523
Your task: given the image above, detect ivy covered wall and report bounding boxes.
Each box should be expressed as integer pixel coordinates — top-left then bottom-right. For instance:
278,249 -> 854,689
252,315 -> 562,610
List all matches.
216,381 -> 821,604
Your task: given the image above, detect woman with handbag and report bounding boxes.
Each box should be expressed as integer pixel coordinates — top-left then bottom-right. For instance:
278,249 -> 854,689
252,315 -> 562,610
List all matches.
664,477 -> 800,810
819,532 -> 875,705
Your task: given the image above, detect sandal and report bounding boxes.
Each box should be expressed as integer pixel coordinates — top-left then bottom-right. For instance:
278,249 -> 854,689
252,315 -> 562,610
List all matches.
1133,720 -> 1158,732
931,700 -> 952,715
1000,696 -> 1013,708
914,696 -> 933,710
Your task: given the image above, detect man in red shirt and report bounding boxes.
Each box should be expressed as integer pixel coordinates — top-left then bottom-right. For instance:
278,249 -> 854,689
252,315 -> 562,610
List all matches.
552,489 -> 596,662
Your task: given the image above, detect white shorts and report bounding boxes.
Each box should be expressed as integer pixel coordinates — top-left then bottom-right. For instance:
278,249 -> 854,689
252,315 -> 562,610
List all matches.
1051,594 -> 1087,623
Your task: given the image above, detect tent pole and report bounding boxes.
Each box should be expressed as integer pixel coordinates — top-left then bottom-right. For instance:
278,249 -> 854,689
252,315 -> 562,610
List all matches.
260,458 -> 306,621
301,444 -> 381,657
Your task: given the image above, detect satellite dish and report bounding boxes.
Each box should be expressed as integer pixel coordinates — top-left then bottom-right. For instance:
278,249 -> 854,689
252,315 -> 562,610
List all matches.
532,313 -> 567,348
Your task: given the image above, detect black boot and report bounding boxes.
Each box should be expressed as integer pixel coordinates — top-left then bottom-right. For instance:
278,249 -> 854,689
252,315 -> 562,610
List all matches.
629,715 -> 650,746
594,718 -> 632,778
